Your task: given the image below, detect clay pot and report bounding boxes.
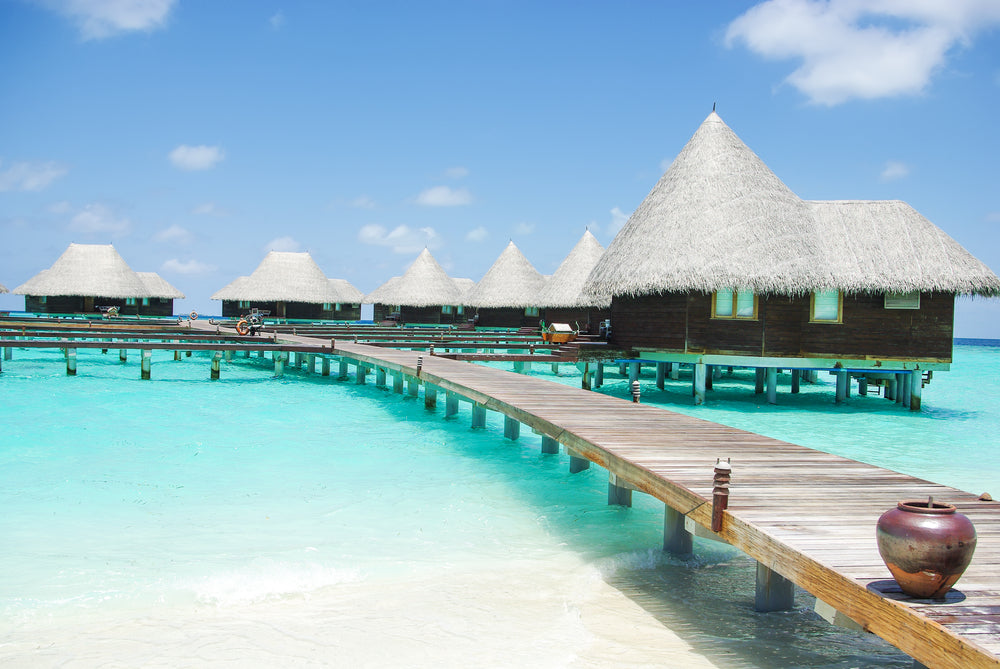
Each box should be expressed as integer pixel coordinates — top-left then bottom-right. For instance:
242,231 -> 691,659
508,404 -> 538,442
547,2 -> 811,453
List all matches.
876,498 -> 977,599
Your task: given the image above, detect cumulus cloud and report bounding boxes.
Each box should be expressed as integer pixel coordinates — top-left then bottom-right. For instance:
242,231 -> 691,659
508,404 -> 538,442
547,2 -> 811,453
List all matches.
985,212 -> 1000,223
162,258 -> 216,275
350,195 -> 377,209
725,0 -> 1000,105
0,159 -> 68,191
514,222 -> 535,235
465,226 -> 488,242
880,160 -> 910,181
68,203 -> 131,236
153,224 -> 192,244
269,11 -> 285,29
44,0 -> 177,40
607,207 -> 630,238
192,202 -> 228,216
415,185 -> 472,207
444,166 -> 469,179
169,144 -> 225,171
358,224 -> 439,254
265,236 -> 301,252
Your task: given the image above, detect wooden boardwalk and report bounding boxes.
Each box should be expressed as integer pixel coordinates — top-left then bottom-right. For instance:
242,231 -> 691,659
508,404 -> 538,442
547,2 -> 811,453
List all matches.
280,333 -> 999,668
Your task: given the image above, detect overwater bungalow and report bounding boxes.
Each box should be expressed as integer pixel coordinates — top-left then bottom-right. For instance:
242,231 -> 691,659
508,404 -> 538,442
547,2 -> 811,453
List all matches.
535,230 -> 610,335
13,243 -> 184,316
584,112 -> 1000,404
212,251 -> 361,320
365,249 -> 467,325
465,241 -> 548,329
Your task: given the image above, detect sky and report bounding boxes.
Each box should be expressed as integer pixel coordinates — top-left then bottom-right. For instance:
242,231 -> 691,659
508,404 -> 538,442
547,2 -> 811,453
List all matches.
1,0 -> 998,336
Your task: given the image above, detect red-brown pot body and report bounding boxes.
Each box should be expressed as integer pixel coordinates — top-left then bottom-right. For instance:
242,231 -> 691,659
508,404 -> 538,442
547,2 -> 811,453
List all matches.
876,500 -> 977,599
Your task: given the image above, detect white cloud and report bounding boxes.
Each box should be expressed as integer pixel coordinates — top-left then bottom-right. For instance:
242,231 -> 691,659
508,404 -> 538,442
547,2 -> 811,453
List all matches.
0,159 -> 68,191
153,224 -> 192,244
192,202 -> 228,216
45,0 -> 177,40
465,226 -> 488,242
68,203 -> 131,236
269,11 -> 285,29
169,145 -> 225,171
265,236 -> 301,252
985,212 -> 1000,223
726,0 -> 1000,105
880,160 -> 910,181
607,207 -> 629,237
415,185 -> 472,207
514,222 -> 535,235
350,195 -> 377,209
358,224 -> 439,254
162,258 -> 216,275
444,166 -> 469,179
48,201 -> 73,214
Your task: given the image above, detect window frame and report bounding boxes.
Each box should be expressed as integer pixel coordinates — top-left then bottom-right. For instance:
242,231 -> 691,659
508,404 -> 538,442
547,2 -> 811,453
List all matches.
524,306 -> 540,317
884,291 -> 921,310
810,290 -> 843,324
711,289 -> 758,321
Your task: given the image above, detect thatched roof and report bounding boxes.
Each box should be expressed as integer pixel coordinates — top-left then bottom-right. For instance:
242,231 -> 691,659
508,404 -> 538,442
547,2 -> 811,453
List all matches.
328,278 -> 364,303
465,241 -> 547,308
210,252 -> 341,303
585,112 -> 1000,298
535,230 -> 610,308
364,249 -> 464,307
14,243 -> 154,298
136,272 -> 185,299
452,277 -> 475,302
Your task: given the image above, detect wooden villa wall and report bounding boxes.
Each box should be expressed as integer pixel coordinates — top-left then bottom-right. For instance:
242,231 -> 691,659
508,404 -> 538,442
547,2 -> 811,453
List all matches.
222,300 -> 360,321
611,291 -> 954,362
25,295 -> 174,317
474,307 -> 542,330
542,307 -> 610,335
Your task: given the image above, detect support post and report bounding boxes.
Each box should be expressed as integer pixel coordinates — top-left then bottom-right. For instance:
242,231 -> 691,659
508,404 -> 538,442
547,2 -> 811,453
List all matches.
225,350 -> 233,363
910,372 -> 922,411
693,363 -> 706,405
445,392 -> 459,417
376,367 -> 386,386
594,362 -> 604,388
887,375 -> 897,401
766,367 -> 777,405
503,415 -> 520,440
581,362 -> 591,390
120,348 -> 127,363
274,351 -> 286,377
858,376 -> 868,396
66,348 -> 77,375
628,362 -> 639,385
550,362 -> 559,375
663,506 -> 693,557
608,472 -> 633,507
656,362 -> 665,390
424,384 -> 437,410
568,449 -> 590,473
669,363 -> 680,380
393,372 -> 403,394
754,367 -> 765,394
3,346 -> 11,360
322,357 -> 331,376
471,403 -> 486,429
141,349 -> 152,380
306,354 -> 316,374
174,349 -> 182,361
541,435 -> 559,454
705,365 -> 713,391
339,359 -> 349,379
355,364 -> 367,384
790,369 -> 800,394
835,370 -> 848,404
619,363 -> 627,376
211,352 -> 222,379
755,562 -> 795,612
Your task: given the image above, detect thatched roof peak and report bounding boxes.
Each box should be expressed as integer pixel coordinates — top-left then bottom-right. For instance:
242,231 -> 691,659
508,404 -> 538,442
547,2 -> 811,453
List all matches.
365,248 -> 463,306
211,251 -> 342,303
14,243 -> 155,298
536,230 -> 610,308
465,241 -> 547,308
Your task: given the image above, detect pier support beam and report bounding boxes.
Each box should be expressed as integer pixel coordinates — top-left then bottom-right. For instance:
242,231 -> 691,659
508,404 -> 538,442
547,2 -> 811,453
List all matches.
513,360 -> 531,374
392,372 -> 403,394
790,369 -> 800,394
551,362 -> 559,375
3,346 -> 11,360
407,375 -> 419,397
766,367 -> 778,405
321,357 -> 330,376
120,348 -> 127,363
755,367 -> 765,394
503,415 -> 520,440
306,354 -> 316,374
656,362 -> 666,390
594,363 -> 604,388
910,372 -> 922,411
211,352 -> 222,380
376,367 -> 386,387
174,349 -> 182,361
835,370 -> 848,404
858,376 -> 868,396
424,384 -> 437,410
568,449 -> 590,473
66,348 -> 77,375
755,562 -> 794,612
581,363 -> 591,390
141,349 -> 152,380
274,351 -> 286,377
887,376 -> 897,401
628,362 -> 640,385
445,392 -> 459,417
663,506 -> 693,557
541,435 -> 559,454
339,359 -> 349,379
471,403 -> 486,429
225,350 -> 233,363
355,365 -> 367,384
693,363 -> 706,405
670,363 -> 680,380
608,472 -> 633,507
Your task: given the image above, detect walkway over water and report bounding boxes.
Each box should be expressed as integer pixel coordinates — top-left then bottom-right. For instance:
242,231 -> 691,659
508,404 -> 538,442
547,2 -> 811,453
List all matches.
272,331 -> 999,668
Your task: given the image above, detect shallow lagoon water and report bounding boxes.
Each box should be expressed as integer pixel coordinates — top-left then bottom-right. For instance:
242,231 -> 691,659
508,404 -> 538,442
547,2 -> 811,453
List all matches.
4,342 -> 990,666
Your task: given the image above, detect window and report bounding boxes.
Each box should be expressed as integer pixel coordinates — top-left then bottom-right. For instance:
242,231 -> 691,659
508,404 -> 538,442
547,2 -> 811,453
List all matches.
238,300 -> 251,309
39,296 -> 47,304
141,297 -> 150,306
442,305 -> 453,314
525,306 -> 539,317
125,297 -> 137,306
712,290 -> 757,320
885,291 -> 920,309
322,303 -> 333,311
336,303 -> 343,312
811,290 -> 841,323
457,305 -> 464,315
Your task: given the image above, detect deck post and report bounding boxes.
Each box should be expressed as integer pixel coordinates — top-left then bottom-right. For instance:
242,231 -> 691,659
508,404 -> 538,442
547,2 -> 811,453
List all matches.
705,365 -> 713,391
619,363 -> 627,376
274,351 -> 286,377
858,375 -> 868,396
338,359 -> 349,379
693,363 -> 706,405
392,372 -> 403,394
211,352 -> 222,380
375,367 -> 386,386
141,349 -> 152,380
306,354 -> 316,374
628,362 -> 639,385
356,364 -> 367,384
406,375 -> 418,396
656,362 -> 666,389
243,349 -> 250,358
541,435 -> 559,454
790,369 -> 800,394
424,384 -> 437,410
835,370 -> 848,403
766,367 -> 778,405
910,372 -> 922,411
755,562 -> 795,612
581,362 -> 591,390
607,472 -> 632,507
895,373 -> 906,405
321,357 -> 330,376
66,348 -> 77,375
669,363 -> 680,380
754,367 -> 765,394
567,449 -> 590,473
503,415 -> 520,440
551,362 -> 559,375
595,363 -> 604,388
887,375 -> 897,400
663,506 -> 693,557
471,403 -> 486,429
120,348 -> 127,363
225,350 -> 233,362
174,349 -> 181,361
3,346 -> 11,360
445,392 -> 459,417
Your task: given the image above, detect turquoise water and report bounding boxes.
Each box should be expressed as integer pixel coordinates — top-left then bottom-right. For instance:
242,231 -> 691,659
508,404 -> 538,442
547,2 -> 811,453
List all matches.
4,344 -> 992,666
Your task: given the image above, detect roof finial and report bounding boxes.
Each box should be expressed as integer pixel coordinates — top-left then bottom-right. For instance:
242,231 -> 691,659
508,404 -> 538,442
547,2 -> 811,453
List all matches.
713,101 -> 716,112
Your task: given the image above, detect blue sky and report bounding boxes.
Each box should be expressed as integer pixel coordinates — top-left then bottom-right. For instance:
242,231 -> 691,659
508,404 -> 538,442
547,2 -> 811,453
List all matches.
1,0 -> 998,336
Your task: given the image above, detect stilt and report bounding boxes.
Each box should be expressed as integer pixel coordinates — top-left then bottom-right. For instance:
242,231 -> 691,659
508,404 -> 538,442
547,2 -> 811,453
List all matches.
895,373 -> 906,405
755,562 -> 794,612
858,376 -> 868,396
541,435 -> 559,454
910,372 -> 922,411
66,348 -> 77,375
186,350 -> 192,357
693,363 -> 706,405
595,363 -> 604,388
755,367 -> 765,394
120,348 -> 127,363
425,384 -> 437,410
568,449 -> 590,473
141,349 -> 152,380
669,363 -> 680,380
619,363 -> 627,376
3,346 -> 11,360
406,375 -> 418,397
376,367 -> 386,386
835,370 -> 848,404
174,349 -> 181,361
790,369 -> 800,394
663,506 -> 693,557
471,403 -> 486,429
211,352 -> 222,380
581,362 -> 591,390
887,376 -> 897,401
551,362 -> 559,375
306,354 -> 316,374
256,349 -> 264,359
608,472 -> 632,507
243,349 -> 250,358
355,364 -> 367,384
393,372 -> 403,394
321,357 -> 331,376
628,362 -> 639,385
705,365 -> 713,391
225,350 -> 233,362
446,392 -> 459,417
513,360 -> 531,374
274,351 -> 286,377
713,365 -> 722,380
339,359 -> 349,379
656,362 -> 666,389
503,415 -> 520,440
766,367 -> 777,405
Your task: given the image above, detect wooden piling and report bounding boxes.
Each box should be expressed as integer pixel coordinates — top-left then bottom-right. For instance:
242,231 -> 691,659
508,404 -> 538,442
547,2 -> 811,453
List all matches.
376,367 -> 386,386
656,362 -> 666,389
119,348 -> 127,362
322,357 -> 331,376
211,352 -> 221,380
755,562 -> 795,612
424,384 -> 437,410
835,370 -> 848,404
608,472 -> 633,507
766,367 -> 777,405
663,506 -> 693,557
693,363 -> 706,405
141,349 -> 152,380
471,403 -> 486,429
910,372 -> 922,411
445,392 -> 459,417
595,362 -> 604,388
541,435 -> 559,454
503,415 -> 520,440
274,351 -> 286,377
66,348 -> 77,375
567,448 -> 590,473
406,375 -> 418,397
755,367 -> 765,394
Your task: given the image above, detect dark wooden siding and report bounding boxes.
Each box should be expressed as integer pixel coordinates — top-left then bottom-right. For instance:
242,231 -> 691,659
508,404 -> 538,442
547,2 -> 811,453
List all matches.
475,307 -> 542,329
542,307 -> 610,335
26,295 -> 173,317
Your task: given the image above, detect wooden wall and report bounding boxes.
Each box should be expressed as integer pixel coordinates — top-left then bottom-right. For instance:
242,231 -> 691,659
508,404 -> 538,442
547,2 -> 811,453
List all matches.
611,291 -> 954,362
25,295 -> 174,317
474,307 -> 542,330
542,307 -> 610,335
223,301 -> 360,321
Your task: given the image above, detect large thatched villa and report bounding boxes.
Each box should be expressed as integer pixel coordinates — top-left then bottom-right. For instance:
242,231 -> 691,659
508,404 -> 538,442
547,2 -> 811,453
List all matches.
464,241 -> 548,329
365,248 -> 470,324
14,243 -> 184,316
535,230 -> 610,334
584,112 -> 1000,405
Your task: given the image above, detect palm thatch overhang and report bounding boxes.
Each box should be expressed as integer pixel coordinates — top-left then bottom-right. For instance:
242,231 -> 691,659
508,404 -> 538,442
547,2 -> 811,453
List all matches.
15,243 -> 154,298
585,112 -> 1000,300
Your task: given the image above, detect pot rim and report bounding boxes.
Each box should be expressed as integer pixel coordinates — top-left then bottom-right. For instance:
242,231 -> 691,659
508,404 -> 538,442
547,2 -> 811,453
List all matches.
897,499 -> 957,514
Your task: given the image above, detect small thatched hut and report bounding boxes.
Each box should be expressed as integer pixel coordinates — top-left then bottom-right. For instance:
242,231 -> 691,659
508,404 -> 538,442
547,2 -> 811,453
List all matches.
535,230 -> 610,334
465,241 -> 547,328
585,111 -> 1000,377
14,243 -> 184,316
211,251 -> 360,320
365,249 -> 466,324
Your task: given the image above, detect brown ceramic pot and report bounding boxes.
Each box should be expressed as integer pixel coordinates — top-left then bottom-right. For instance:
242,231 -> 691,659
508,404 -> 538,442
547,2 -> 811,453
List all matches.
876,498 -> 977,599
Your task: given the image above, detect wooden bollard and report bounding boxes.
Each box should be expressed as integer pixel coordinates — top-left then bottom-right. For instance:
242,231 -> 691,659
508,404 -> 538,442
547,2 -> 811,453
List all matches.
66,348 -> 77,376
429,344 -> 435,356
416,355 -> 423,377
712,458 -> 731,533
211,352 -> 221,380
330,338 -> 336,350
631,380 -> 641,403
